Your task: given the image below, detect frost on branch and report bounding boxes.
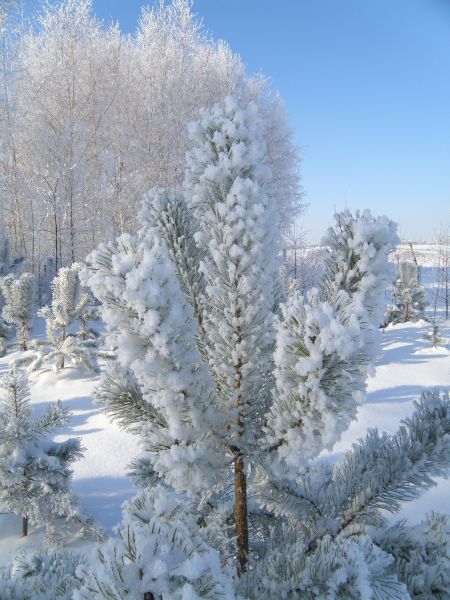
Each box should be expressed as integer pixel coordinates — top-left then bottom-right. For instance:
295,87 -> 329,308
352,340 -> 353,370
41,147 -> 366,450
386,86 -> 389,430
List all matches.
265,209 -> 398,475
374,513 -> 450,599
11,264 -> 99,373
0,549 -> 86,599
253,392 -> 450,599
139,188 -> 209,361
75,486 -> 236,600
184,96 -> 279,451
82,222 -> 225,496
264,288 -> 367,473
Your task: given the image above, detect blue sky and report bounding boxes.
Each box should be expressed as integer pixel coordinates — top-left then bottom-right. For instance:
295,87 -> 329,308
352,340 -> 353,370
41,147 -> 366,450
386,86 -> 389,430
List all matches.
31,0 -> 450,242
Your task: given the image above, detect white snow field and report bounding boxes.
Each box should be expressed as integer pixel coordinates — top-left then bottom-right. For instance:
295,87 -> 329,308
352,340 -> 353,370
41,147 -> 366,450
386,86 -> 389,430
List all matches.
0,314 -> 449,569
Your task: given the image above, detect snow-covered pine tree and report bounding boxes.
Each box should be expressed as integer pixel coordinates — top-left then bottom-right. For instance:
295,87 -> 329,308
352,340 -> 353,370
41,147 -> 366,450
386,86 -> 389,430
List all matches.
423,321 -> 446,348
0,315 -> 12,357
50,264 -> 88,327
81,98 -> 450,598
16,264 -> 98,372
0,272 -> 34,350
27,305 -> 99,373
0,321 -> 9,355
0,370 -> 84,540
184,98 -> 280,572
47,263 -> 89,367
84,98 -> 278,577
385,261 -> 426,324
0,232 -> 17,355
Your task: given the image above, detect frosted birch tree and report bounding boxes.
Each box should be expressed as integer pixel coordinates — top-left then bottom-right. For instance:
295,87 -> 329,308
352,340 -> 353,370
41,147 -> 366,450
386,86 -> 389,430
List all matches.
0,0 -> 301,277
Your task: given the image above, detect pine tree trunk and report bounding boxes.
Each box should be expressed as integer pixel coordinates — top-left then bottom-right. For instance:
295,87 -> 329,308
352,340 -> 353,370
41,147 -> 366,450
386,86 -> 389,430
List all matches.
143,593 -> 155,600
60,325 -> 65,369
233,449 -> 249,574
21,319 -> 27,351
233,349 -> 249,574
81,318 -> 87,341
22,515 -> 28,536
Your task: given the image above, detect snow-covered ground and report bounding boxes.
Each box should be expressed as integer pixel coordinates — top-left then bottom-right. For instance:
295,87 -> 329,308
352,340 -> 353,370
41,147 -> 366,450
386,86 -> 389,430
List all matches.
0,317 -> 140,568
0,316 -> 449,569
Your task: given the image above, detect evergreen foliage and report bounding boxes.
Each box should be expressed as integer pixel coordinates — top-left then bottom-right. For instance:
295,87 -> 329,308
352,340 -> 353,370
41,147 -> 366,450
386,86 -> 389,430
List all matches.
81,98 -> 450,599
265,209 -> 398,475
28,306 -> 99,372
82,221 -> 224,497
49,263 -> 89,331
0,272 -> 34,350
0,318 -> 12,357
0,369 -> 86,541
374,513 -> 450,599
75,486 -> 235,600
12,264 -> 99,372
423,321 -> 446,348
0,549 -> 86,600
385,262 -> 426,324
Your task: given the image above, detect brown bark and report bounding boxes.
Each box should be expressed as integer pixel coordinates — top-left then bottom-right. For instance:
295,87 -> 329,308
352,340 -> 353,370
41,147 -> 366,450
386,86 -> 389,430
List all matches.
233,449 -> 249,574
21,319 -> 27,351
233,350 -> 249,574
22,515 -> 28,537
60,325 -> 66,369
143,593 -> 155,600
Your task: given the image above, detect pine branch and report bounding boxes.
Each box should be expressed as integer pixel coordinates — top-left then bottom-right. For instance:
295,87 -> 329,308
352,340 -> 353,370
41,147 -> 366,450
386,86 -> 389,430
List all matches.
0,369 -> 31,421
94,364 -> 168,433
46,437 -> 83,463
32,401 -> 71,436
335,392 -> 450,532
252,468 -> 319,523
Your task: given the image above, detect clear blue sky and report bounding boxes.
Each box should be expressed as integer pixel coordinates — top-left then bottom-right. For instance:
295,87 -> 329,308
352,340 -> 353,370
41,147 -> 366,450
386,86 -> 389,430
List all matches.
30,0 -> 450,242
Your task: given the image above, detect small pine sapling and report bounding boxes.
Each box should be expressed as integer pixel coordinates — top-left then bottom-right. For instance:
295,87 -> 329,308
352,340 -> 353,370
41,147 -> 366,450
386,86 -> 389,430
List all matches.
29,306 -> 99,372
15,265 -> 99,372
423,321 -> 446,348
0,370 -> 85,541
386,262 -> 426,324
0,272 -> 34,350
46,264 -> 90,368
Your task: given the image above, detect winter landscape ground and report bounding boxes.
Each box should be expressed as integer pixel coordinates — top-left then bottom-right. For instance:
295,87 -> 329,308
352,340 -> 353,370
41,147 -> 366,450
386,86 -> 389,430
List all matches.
1,250 -> 449,575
